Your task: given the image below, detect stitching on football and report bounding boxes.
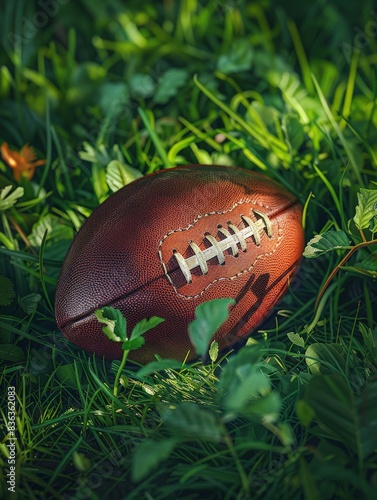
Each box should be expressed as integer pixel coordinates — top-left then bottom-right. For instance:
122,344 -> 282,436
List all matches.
158,200 -> 283,299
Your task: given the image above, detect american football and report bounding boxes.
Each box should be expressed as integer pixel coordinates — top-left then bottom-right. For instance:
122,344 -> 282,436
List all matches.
55,165 -> 305,363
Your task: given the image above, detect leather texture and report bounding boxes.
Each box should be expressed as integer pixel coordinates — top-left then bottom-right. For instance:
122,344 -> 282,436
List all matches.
55,165 -> 305,363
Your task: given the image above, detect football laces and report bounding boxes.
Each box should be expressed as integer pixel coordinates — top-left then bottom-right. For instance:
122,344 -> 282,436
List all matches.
173,209 -> 273,284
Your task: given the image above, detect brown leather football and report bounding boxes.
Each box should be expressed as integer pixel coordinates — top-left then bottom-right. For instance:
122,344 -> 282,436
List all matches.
55,165 -> 304,363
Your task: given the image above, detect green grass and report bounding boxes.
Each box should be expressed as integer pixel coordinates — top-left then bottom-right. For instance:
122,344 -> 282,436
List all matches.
1,0 -> 377,498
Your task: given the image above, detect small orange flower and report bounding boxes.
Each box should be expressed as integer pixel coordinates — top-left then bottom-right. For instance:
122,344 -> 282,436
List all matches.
1,142 -> 46,182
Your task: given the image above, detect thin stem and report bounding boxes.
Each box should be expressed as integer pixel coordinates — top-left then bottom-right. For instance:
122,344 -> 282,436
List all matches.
315,239 -> 377,310
114,349 -> 129,397
223,428 -> 251,497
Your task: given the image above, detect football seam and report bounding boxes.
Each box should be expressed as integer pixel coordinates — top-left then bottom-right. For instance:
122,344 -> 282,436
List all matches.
58,198 -> 300,330
58,273 -> 167,330
158,200 -> 284,299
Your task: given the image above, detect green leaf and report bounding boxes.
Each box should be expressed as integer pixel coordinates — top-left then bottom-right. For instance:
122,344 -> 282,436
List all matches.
282,114 -> 305,152
305,343 -> 347,375
304,376 -> 377,460
299,458 -> 320,500
358,323 -> 377,365
287,332 -> 305,348
72,451 -> 91,472
121,317 -> 164,351
303,230 -> 350,258
353,188 -> 377,230
296,399 -> 316,427
122,337 -> 145,351
94,307 -> 127,342
242,391 -> 281,421
0,344 -> 25,362
218,344 -> 264,395
301,375 -> 360,455
132,438 -> 177,482
56,363 -> 82,389
136,359 -> 183,378
371,216 -> 377,234
251,101 -> 279,127
301,376 -> 377,461
98,81 -> 129,114
345,251 -> 377,279
192,146 -> 212,164
0,231 -> 14,249
105,159 -> 143,193
357,380 -> 377,458
79,142 -> 110,166
188,298 -> 235,356
154,68 -> 188,104
209,340 -> 219,362
130,316 -> 165,340
0,185 -> 24,211
217,38 -> 254,74
275,421 -> 295,447
18,293 -> 41,314
223,367 -> 271,414
29,214 -> 74,247
130,73 -> 155,99
0,276 -> 15,306
218,345 -> 276,416
161,402 -> 223,442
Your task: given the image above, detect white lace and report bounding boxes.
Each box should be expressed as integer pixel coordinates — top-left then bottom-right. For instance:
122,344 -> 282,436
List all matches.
173,209 -> 273,284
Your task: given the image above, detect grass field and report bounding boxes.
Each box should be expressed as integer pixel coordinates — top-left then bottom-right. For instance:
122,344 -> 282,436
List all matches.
1,0 -> 377,498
